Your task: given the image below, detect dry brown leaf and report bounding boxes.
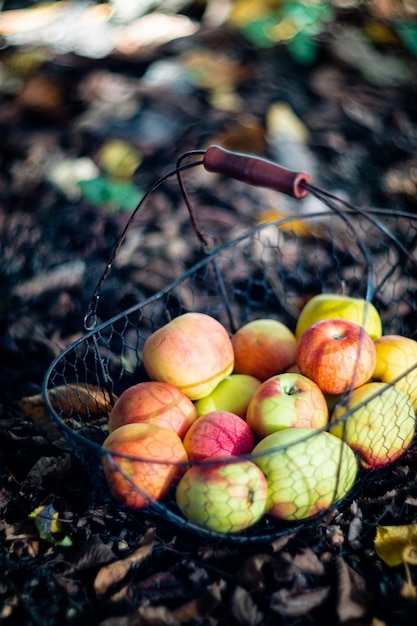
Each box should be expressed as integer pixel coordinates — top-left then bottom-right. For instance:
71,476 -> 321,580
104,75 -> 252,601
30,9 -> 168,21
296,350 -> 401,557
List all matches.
335,556 -> 372,623
172,580 -> 224,624
230,585 -> 263,625
17,384 -> 117,439
94,527 -> 156,596
270,585 -> 330,618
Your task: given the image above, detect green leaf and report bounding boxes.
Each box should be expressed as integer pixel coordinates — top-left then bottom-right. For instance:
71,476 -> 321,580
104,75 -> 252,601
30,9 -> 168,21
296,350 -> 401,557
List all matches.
394,20 -> 417,57
287,32 -> 318,65
78,176 -> 143,214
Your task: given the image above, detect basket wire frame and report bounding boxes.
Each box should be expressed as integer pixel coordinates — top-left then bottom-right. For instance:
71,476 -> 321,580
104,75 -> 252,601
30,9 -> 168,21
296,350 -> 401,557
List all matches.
42,151 -> 417,542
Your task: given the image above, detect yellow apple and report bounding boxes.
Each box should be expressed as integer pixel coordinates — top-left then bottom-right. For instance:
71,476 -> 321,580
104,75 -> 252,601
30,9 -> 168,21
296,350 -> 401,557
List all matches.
373,335 -> 417,410
330,382 -> 416,469
295,293 -> 382,340
252,428 -> 358,521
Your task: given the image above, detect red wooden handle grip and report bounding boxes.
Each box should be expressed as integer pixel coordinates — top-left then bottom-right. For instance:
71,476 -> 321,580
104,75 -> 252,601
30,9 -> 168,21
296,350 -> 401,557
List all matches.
203,145 -> 311,198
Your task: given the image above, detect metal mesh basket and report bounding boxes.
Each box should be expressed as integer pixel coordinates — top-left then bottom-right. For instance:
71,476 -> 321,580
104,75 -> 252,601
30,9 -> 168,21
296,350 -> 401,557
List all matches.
42,147 -> 417,542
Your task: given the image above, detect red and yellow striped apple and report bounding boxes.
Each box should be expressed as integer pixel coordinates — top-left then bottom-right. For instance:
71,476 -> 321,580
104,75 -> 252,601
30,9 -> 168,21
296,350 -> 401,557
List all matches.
108,381 -> 197,437
182,410 -> 254,461
102,423 -> 188,509
296,318 -> 376,395
231,318 -> 297,381
142,312 -> 234,400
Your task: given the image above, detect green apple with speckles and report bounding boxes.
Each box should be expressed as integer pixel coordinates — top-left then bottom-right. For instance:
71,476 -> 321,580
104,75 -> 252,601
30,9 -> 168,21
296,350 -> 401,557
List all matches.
330,382 -> 416,469
175,459 -> 268,533
252,427 -> 358,521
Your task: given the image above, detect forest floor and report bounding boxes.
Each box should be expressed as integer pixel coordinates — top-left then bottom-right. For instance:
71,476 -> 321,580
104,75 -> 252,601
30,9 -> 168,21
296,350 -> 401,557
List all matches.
1,1 -> 417,625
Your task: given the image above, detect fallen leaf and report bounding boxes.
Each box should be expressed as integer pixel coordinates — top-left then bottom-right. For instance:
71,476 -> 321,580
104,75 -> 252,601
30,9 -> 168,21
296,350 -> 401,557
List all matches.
97,140 -> 142,180
94,527 -> 156,596
257,208 -> 325,238
374,524 -> 417,568
335,556 -> 372,623
17,383 -> 117,437
230,585 -> 263,625
29,503 -> 73,547
172,580 -> 224,624
181,48 -> 252,91
113,13 -> 199,57
270,586 -> 330,618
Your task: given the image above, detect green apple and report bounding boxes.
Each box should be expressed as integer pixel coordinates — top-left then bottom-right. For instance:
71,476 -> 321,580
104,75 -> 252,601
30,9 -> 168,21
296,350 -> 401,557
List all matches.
373,334 -> 417,410
330,382 -> 416,469
295,293 -> 382,340
252,427 -> 358,521
246,372 -> 328,439
194,374 -> 261,418
175,460 -> 268,533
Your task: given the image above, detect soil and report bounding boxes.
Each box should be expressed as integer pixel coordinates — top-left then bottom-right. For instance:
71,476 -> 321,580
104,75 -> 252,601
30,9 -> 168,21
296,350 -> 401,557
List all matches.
1,2 -> 417,625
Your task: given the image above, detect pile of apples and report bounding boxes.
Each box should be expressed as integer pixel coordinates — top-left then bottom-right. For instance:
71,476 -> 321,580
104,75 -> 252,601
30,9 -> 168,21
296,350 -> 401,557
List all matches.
101,294 -> 417,534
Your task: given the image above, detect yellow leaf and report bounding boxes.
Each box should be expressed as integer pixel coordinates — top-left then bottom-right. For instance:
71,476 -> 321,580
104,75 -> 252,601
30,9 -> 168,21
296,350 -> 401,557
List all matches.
374,524 -> 417,567
257,208 -> 324,239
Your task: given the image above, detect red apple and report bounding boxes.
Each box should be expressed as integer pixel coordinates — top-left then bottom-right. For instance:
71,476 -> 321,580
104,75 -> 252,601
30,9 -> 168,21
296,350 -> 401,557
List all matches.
296,318 -> 376,395
246,372 -> 328,439
182,410 -> 254,461
108,381 -> 198,438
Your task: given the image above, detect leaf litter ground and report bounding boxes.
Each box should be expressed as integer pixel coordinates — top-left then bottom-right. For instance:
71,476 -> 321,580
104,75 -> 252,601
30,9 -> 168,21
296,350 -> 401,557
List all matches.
1,2 -> 417,625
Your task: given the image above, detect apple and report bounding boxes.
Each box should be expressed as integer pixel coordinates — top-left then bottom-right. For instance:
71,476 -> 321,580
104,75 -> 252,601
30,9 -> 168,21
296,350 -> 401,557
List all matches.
231,318 -> 297,381
194,374 -> 261,418
373,335 -> 417,410
108,381 -> 198,438
102,423 -> 188,509
296,318 -> 377,395
142,312 -> 234,400
246,372 -> 328,439
252,427 -> 358,521
182,410 -> 254,461
175,459 -> 268,533
295,293 -> 382,340
329,382 -> 416,469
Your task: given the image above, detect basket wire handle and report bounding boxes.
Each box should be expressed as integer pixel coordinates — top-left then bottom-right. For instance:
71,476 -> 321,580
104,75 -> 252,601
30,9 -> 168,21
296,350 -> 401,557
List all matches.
84,146 -> 312,331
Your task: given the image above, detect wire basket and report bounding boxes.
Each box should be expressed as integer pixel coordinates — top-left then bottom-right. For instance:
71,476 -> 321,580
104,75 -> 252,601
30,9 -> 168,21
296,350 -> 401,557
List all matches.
42,147 -> 417,542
